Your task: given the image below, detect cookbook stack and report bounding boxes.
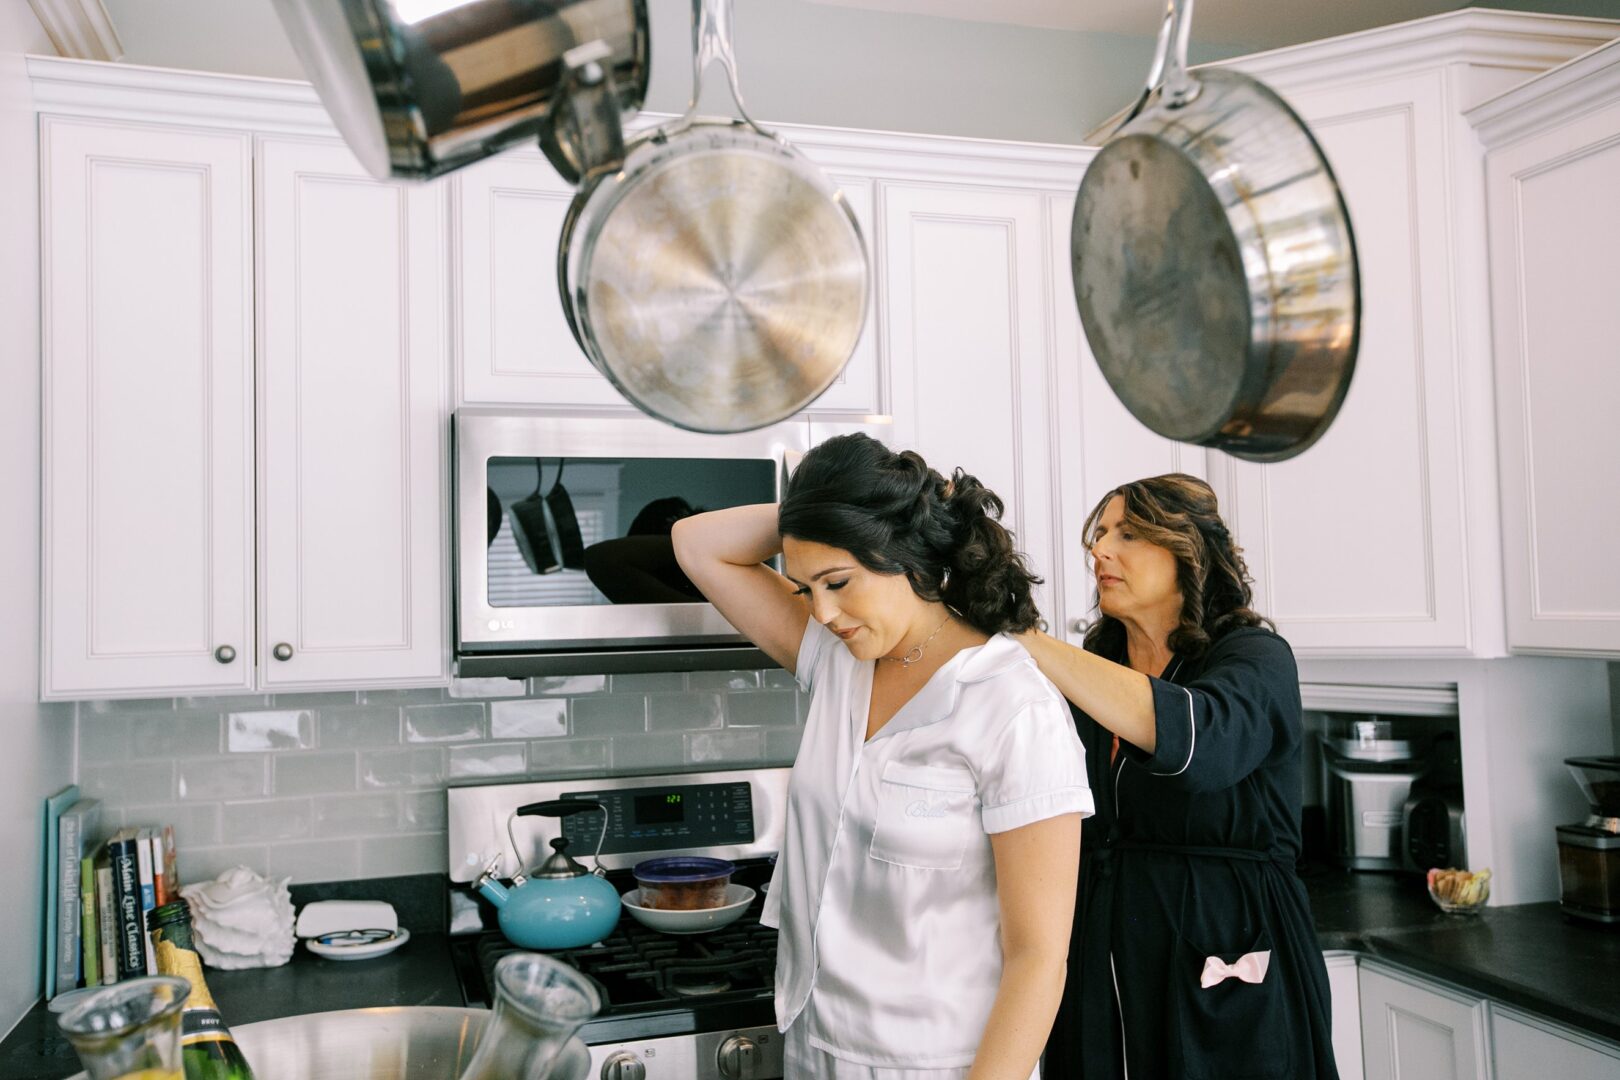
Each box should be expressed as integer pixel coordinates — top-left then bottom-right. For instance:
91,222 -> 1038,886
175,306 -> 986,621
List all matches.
45,785 -> 183,999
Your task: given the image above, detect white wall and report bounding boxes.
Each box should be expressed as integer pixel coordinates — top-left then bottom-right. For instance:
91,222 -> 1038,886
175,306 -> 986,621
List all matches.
97,0 -> 1251,141
0,1 -> 74,1039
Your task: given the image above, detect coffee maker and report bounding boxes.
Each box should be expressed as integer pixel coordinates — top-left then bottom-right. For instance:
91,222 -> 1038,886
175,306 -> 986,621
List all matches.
1555,756 -> 1620,924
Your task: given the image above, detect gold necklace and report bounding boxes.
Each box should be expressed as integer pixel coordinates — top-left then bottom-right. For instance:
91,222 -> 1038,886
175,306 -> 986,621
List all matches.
881,613 -> 953,668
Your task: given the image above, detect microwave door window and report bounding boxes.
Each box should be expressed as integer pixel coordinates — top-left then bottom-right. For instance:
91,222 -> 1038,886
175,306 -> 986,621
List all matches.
486,457 -> 777,608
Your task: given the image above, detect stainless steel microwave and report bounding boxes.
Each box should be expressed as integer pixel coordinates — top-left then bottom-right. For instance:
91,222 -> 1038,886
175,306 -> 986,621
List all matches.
453,409 -> 813,677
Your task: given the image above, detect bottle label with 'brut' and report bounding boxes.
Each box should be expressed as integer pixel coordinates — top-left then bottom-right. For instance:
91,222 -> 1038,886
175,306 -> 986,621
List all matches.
152,939 -> 232,1045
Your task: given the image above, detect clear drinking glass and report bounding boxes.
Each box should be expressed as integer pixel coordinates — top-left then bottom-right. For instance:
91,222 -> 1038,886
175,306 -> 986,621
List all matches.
457,952 -> 602,1080
56,975 -> 190,1080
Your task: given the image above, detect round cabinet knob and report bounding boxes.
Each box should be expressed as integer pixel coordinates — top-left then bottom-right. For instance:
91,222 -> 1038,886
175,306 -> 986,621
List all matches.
600,1052 -> 646,1080
272,642 -> 294,662
1036,619 -> 1049,632
1069,617 -> 1088,635
213,645 -> 236,664
717,1035 -> 760,1080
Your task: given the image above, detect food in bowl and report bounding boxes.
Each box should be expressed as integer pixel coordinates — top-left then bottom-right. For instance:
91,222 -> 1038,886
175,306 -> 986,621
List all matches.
1427,866 -> 1490,914
632,857 -> 734,910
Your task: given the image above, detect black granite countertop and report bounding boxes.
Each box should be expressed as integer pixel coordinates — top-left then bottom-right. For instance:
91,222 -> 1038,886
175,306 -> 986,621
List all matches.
4,870 -> 1618,1078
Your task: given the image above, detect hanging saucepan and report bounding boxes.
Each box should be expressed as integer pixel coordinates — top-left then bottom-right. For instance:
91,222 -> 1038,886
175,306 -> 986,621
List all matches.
555,0 -> 870,434
266,0 -> 649,183
1071,0 -> 1359,462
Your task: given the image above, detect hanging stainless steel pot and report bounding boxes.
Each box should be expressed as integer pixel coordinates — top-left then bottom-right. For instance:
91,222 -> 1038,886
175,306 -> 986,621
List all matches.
1072,0 -> 1359,462
267,0 -> 648,183
555,0 -> 870,435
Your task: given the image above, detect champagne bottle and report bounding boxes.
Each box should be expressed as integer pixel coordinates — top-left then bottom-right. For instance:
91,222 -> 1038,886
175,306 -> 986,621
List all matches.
147,901 -> 257,1080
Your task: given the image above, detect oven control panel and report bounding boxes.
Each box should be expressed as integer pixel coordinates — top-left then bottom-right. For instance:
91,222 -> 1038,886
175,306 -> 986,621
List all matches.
590,1026 -> 784,1080
560,780 -> 755,855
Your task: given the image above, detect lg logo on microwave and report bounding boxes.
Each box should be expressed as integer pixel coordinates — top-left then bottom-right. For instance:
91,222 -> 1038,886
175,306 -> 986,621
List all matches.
486,618 -> 517,632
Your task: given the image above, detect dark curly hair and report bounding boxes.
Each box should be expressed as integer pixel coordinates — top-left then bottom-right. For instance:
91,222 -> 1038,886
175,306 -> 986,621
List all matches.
1081,473 -> 1272,660
777,434 -> 1042,636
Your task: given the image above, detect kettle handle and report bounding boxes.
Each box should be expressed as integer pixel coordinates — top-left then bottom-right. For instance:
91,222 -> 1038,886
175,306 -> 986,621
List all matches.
514,798 -> 611,877
517,798 -> 603,818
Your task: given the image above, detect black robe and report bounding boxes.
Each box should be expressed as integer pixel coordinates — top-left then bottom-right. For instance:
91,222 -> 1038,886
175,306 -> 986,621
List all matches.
1044,626 -> 1338,1080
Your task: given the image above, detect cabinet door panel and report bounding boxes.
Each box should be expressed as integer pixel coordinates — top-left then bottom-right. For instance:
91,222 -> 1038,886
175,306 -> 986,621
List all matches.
1491,1007 -> 1620,1079
883,184 -> 1060,626
1488,100 -> 1620,656
1360,966 -> 1487,1080
43,119 -> 253,697
1221,75 -> 1470,655
805,172 -> 883,414
1326,952 -> 1366,1080
257,137 -> 447,686
455,152 -> 622,407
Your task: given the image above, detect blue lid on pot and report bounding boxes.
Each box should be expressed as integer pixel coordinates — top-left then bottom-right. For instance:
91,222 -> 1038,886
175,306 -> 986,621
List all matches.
632,857 -> 733,883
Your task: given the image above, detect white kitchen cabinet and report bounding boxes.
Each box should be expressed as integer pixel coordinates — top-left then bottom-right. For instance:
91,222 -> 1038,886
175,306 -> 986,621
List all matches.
1326,951 -> 1366,1080
255,137 -> 449,687
1359,962 -> 1489,1080
1471,41 -> 1620,658
1491,1005 -> 1620,1079
453,146 -> 887,417
1207,12 -> 1617,659
881,182 -> 1066,630
452,151 -> 616,409
41,117 -> 255,698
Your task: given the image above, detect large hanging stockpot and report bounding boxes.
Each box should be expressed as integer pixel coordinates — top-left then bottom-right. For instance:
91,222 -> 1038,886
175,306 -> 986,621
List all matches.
555,0 -> 871,434
1071,0 -> 1360,462
266,0 -> 649,183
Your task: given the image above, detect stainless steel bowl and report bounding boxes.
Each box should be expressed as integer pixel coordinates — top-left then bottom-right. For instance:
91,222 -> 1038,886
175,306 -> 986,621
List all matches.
67,1006 -> 590,1080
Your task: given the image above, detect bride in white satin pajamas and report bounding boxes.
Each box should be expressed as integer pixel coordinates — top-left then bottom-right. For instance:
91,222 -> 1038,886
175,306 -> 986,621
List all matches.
672,434 -> 1092,1080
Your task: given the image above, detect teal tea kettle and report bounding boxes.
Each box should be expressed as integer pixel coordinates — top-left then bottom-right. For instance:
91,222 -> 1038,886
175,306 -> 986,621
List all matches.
474,799 -> 621,950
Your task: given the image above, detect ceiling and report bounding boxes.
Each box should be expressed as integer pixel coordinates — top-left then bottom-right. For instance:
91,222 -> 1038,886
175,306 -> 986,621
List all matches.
808,0 -> 1469,49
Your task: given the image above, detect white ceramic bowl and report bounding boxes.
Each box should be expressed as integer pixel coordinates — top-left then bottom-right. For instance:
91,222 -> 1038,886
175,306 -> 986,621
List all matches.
621,884 -> 756,935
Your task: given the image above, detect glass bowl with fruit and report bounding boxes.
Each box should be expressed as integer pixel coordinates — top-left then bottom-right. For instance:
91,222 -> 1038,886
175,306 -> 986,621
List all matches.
1427,867 -> 1490,914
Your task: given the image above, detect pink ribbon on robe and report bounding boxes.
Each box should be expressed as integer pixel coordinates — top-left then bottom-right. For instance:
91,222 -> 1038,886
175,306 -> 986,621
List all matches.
1199,949 -> 1271,989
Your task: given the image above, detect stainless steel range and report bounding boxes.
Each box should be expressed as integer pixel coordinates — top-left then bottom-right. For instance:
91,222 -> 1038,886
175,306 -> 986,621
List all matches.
446,768 -> 790,1079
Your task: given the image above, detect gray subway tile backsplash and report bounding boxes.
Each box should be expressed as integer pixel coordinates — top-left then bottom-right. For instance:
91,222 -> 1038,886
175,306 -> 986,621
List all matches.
361,747 -> 447,789
222,798 -> 313,844
447,741 -> 527,780
227,709 -> 314,752
132,712 -> 224,757
274,751 -> 359,795
646,692 -> 724,732
404,702 -> 487,743
489,698 -> 568,739
318,705 -> 402,748
74,665 -> 804,887
178,757 -> 267,801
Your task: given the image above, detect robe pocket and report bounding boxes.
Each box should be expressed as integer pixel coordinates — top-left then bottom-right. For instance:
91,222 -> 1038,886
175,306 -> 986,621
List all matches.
1173,930 -> 1294,1079
868,761 -> 978,870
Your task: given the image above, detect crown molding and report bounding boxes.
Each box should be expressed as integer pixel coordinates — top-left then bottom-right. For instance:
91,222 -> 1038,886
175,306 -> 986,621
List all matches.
1212,8 -> 1619,95
25,56 -> 1092,189
27,0 -> 122,62
1468,38 -> 1620,148
1300,682 -> 1460,717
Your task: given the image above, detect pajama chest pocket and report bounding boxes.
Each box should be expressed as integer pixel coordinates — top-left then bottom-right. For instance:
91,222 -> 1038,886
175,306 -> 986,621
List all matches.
868,761 -> 978,870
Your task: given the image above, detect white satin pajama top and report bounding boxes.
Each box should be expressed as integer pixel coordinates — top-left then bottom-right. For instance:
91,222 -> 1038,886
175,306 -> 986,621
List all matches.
760,620 -> 1093,1069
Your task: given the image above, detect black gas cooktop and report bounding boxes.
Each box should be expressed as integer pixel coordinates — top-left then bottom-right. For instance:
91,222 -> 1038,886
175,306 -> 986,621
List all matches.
449,858 -> 778,1044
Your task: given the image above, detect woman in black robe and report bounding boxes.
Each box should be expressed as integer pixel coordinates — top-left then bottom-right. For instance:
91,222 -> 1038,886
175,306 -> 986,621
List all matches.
1023,474 -> 1337,1080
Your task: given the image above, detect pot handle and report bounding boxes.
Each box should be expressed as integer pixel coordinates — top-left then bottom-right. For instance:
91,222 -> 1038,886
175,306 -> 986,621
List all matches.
1110,0 -> 1202,136
539,41 -> 628,185
676,0 -> 769,137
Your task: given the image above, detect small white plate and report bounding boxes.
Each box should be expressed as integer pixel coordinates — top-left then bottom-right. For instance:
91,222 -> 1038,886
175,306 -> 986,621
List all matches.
621,885 -> 755,935
304,926 -> 410,961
